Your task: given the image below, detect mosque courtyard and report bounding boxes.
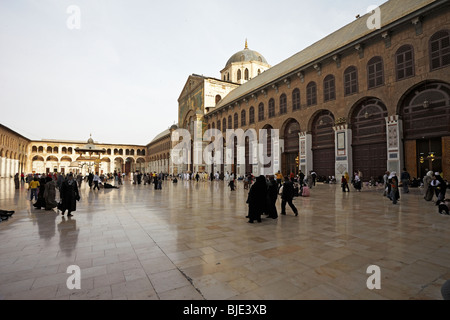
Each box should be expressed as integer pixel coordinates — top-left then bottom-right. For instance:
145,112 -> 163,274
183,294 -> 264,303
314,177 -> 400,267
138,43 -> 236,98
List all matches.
0,177 -> 449,300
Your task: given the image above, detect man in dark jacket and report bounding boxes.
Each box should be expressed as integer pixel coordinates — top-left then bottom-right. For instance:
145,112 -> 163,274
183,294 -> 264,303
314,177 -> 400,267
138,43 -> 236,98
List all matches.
281,176 -> 298,217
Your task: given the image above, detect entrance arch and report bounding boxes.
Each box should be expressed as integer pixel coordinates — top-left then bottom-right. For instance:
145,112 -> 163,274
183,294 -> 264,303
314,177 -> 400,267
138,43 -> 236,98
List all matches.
351,98 -> 388,181
311,110 -> 335,179
399,81 -> 450,179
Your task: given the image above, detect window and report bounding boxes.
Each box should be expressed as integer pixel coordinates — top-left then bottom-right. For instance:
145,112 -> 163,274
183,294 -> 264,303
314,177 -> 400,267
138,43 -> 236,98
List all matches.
237,69 -> 242,81
215,95 -> 222,104
307,82 -> 317,106
245,68 -> 249,80
367,56 -> 384,89
280,94 -> 287,114
344,66 -> 358,96
249,107 -> 255,124
258,103 -> 265,121
223,118 -> 227,131
430,30 -> 450,70
228,115 -> 232,130
395,45 -> 415,80
268,99 -> 275,118
234,113 -> 238,129
323,75 -> 336,102
212,122 -> 215,129
217,120 -> 221,132
292,88 -> 301,111
241,110 -> 246,126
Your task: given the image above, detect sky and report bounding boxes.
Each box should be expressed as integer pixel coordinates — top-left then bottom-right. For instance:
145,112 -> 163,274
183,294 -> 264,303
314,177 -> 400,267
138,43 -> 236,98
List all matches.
0,0 -> 387,146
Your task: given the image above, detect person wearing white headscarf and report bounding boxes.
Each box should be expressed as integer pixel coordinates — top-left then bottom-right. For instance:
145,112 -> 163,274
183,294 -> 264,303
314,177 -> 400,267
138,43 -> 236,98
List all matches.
423,171 -> 434,201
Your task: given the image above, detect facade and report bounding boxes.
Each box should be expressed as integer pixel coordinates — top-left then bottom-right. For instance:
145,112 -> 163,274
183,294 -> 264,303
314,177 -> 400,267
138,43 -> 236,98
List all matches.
0,124 -> 30,178
200,0 -> 450,181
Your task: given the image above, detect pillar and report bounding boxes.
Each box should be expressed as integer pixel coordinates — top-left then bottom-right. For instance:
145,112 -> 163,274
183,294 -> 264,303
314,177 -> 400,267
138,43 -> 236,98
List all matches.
386,115 -> 404,174
0,157 -> 5,177
299,132 -> 312,175
333,124 -> 353,178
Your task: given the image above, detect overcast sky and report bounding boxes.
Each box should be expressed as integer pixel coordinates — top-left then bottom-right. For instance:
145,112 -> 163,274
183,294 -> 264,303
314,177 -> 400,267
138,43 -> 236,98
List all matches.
0,0 -> 386,146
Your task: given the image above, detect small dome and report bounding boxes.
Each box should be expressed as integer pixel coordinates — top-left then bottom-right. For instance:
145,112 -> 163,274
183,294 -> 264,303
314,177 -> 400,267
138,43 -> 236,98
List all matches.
225,41 -> 268,68
87,135 -> 94,144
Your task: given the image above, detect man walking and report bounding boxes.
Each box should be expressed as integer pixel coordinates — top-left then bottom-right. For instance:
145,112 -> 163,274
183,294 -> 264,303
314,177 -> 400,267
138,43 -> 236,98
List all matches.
400,168 -> 410,194
281,176 -> 298,217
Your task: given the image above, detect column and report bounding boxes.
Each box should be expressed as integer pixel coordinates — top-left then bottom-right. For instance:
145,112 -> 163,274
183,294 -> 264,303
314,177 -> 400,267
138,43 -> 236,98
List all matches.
299,132 -> 312,175
0,157 -> 5,177
333,124 -> 353,178
5,158 -> 11,177
386,115 -> 404,174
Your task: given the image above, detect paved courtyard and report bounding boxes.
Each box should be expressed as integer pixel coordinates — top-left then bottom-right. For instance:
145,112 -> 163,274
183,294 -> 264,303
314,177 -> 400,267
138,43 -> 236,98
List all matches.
0,177 -> 449,300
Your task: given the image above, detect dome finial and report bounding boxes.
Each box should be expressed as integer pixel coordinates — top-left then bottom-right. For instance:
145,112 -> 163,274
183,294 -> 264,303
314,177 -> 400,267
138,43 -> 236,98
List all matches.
245,38 -> 248,50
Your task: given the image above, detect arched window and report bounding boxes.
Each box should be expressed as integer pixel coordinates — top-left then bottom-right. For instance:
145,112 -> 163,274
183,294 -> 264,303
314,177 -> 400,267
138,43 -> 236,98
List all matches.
215,95 -> 222,104
367,56 -> 384,89
268,99 -> 275,118
228,115 -> 232,130
212,122 -> 215,129
237,69 -> 242,81
258,69 -> 261,75
396,45 -> 415,80
323,75 -> 336,102
258,103 -> 265,121
241,110 -> 246,126
244,68 -> 249,80
217,120 -> 221,132
280,94 -> 287,114
227,73 -> 230,81
344,66 -> 358,96
249,107 -> 255,124
223,118 -> 227,131
430,30 -> 450,70
234,113 -> 238,129
307,82 -> 317,106
292,88 -> 301,111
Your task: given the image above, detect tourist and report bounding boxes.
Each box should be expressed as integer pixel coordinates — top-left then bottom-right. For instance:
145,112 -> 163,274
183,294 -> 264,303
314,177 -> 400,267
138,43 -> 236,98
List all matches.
390,172 -> 400,204
93,173 -> 101,190
383,171 -> 391,197
432,173 -> 447,204
33,176 -> 47,209
281,176 -> 298,217
353,171 -> 362,192
43,176 -> 57,211
14,173 -> 20,189
266,176 -> 278,219
400,168 -> 411,194
246,175 -> 267,223
423,171 -> 434,201
29,176 -> 40,202
60,173 -> 80,217
341,175 -> 349,192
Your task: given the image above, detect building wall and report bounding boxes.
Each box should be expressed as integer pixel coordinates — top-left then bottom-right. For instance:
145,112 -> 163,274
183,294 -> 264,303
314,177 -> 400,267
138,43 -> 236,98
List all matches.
204,5 -> 450,180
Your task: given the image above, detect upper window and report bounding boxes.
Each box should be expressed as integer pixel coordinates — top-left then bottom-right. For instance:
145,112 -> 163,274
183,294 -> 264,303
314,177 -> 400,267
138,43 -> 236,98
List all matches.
217,120 -> 221,132
245,68 -> 249,80
241,110 -> 246,126
307,82 -> 317,106
323,75 -> 336,102
396,45 -> 415,80
234,113 -> 238,129
344,66 -> 358,96
430,30 -> 450,70
367,56 -> 384,89
237,69 -> 242,81
292,89 -> 301,111
268,99 -> 275,118
249,107 -> 255,124
258,103 -> 265,121
228,115 -> 232,130
280,94 -> 287,114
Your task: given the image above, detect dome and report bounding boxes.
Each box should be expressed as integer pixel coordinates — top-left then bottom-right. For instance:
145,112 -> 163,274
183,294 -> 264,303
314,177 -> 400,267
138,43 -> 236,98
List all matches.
87,135 -> 94,144
225,41 -> 268,68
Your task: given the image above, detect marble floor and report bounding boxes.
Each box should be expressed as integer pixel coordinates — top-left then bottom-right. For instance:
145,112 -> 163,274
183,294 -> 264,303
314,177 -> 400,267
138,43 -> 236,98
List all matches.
0,177 -> 449,300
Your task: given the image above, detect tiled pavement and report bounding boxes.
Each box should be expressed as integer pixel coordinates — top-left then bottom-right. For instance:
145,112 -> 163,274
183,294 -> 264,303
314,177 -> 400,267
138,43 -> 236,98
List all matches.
0,178 -> 449,300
